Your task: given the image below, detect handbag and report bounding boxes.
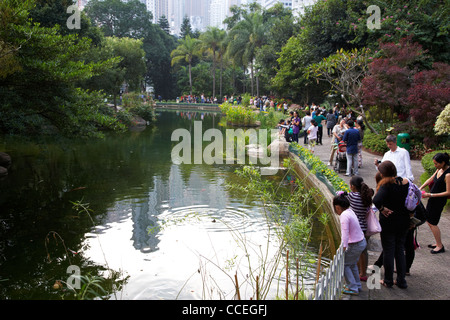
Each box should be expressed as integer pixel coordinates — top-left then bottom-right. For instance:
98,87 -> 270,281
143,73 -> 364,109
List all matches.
411,201 -> 427,227
365,206 -> 382,236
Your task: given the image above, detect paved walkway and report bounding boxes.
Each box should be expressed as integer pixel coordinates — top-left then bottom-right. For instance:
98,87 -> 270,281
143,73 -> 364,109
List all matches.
304,131 -> 450,300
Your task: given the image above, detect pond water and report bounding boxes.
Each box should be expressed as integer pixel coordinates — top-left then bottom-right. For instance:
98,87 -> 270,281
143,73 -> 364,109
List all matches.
0,110 -> 333,300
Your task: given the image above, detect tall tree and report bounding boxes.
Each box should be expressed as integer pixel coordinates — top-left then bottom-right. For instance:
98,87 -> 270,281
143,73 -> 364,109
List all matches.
180,15 -> 194,39
361,38 -> 449,146
199,27 -> 226,99
86,0 -> 177,99
85,36 -> 146,107
85,0 -> 153,38
307,48 -> 377,133
217,30 -> 229,99
158,15 -> 170,34
0,0 -> 121,137
351,0 -> 450,64
171,35 -> 201,96
227,10 -> 266,96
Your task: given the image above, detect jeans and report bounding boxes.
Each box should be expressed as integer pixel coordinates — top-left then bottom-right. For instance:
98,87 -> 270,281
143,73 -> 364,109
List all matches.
317,126 -> 323,144
303,130 -> 309,144
346,152 -> 358,175
344,238 -> 367,291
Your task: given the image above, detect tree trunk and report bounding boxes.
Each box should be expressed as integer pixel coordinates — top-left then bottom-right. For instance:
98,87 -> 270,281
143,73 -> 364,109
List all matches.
219,57 -> 223,100
212,50 -> 216,99
250,60 -> 254,96
189,61 -> 193,96
256,75 -> 259,98
344,96 -> 379,135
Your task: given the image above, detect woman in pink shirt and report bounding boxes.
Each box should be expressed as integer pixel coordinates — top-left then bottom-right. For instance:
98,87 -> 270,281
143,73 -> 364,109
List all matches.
333,192 -> 367,295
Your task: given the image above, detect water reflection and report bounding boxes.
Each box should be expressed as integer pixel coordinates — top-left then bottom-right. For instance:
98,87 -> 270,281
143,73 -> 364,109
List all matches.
0,110 -> 331,300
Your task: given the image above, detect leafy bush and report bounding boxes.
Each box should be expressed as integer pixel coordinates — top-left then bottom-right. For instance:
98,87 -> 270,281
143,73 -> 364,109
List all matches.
421,149 -> 450,176
257,108 -> 286,129
420,149 -> 450,208
130,105 -> 155,122
363,131 -> 388,154
225,105 -> 257,125
435,104 -> 450,136
290,143 -> 350,194
219,102 -> 232,115
115,109 -> 134,126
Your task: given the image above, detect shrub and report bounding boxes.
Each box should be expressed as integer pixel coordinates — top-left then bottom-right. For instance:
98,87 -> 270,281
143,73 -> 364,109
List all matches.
362,131 -> 389,154
219,102 -> 232,115
130,105 -> 155,122
225,105 -> 257,125
115,109 -> 134,126
290,143 -> 350,194
435,104 -> 450,136
257,108 -> 286,129
421,149 -> 450,176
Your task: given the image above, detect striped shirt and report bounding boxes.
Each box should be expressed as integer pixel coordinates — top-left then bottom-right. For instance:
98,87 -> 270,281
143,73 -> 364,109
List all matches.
348,192 -> 368,231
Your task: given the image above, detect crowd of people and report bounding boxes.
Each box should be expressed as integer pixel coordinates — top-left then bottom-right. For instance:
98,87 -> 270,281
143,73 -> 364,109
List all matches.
276,103 -> 450,296
333,143 -> 450,296
177,94 -> 218,104
278,103 -> 364,177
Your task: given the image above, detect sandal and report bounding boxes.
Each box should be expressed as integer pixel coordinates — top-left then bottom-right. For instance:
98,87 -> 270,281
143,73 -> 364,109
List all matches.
342,288 -> 359,295
380,280 -> 393,288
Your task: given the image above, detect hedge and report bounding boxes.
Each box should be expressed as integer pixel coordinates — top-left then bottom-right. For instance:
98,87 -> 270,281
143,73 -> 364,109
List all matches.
421,149 -> 450,176
363,131 -> 389,154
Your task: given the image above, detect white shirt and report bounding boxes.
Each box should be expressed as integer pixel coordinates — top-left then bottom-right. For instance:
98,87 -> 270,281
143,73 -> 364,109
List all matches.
332,124 -> 347,144
302,115 -> 312,131
381,146 -> 414,182
307,125 -> 318,139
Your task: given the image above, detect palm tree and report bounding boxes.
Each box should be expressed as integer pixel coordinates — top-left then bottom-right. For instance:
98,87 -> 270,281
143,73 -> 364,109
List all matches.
227,11 -> 266,96
171,35 -> 200,96
217,30 -> 229,100
199,27 -> 226,100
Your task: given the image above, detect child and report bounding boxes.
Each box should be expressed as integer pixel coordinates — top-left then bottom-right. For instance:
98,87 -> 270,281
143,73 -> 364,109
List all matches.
333,192 -> 367,295
285,120 -> 293,142
348,176 -> 375,281
307,119 -> 318,153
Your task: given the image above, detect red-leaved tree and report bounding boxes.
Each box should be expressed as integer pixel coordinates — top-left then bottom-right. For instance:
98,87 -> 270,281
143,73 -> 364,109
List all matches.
407,63 -> 450,146
361,37 -> 450,147
361,37 -> 428,122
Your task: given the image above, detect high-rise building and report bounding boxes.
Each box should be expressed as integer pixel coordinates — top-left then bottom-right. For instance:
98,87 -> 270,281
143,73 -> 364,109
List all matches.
184,0 -> 211,32
168,0 -> 185,35
209,0 -> 254,30
209,0 -> 228,29
264,0 -> 292,10
82,0 -> 315,36
146,0 -> 169,24
292,0 -> 316,17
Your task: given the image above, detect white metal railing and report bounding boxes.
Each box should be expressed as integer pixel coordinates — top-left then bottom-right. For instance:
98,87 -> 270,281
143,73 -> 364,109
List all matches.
313,244 -> 345,300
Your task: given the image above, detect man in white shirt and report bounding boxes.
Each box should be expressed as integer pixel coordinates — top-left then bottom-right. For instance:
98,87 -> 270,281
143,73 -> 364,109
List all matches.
374,135 -> 414,182
302,111 -> 313,145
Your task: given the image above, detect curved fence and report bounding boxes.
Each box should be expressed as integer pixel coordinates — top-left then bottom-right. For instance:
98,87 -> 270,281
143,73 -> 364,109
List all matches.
313,244 -> 345,300
288,143 -> 346,300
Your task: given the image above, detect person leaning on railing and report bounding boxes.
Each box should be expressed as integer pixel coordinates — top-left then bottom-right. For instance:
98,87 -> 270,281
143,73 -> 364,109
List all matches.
333,192 -> 367,296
